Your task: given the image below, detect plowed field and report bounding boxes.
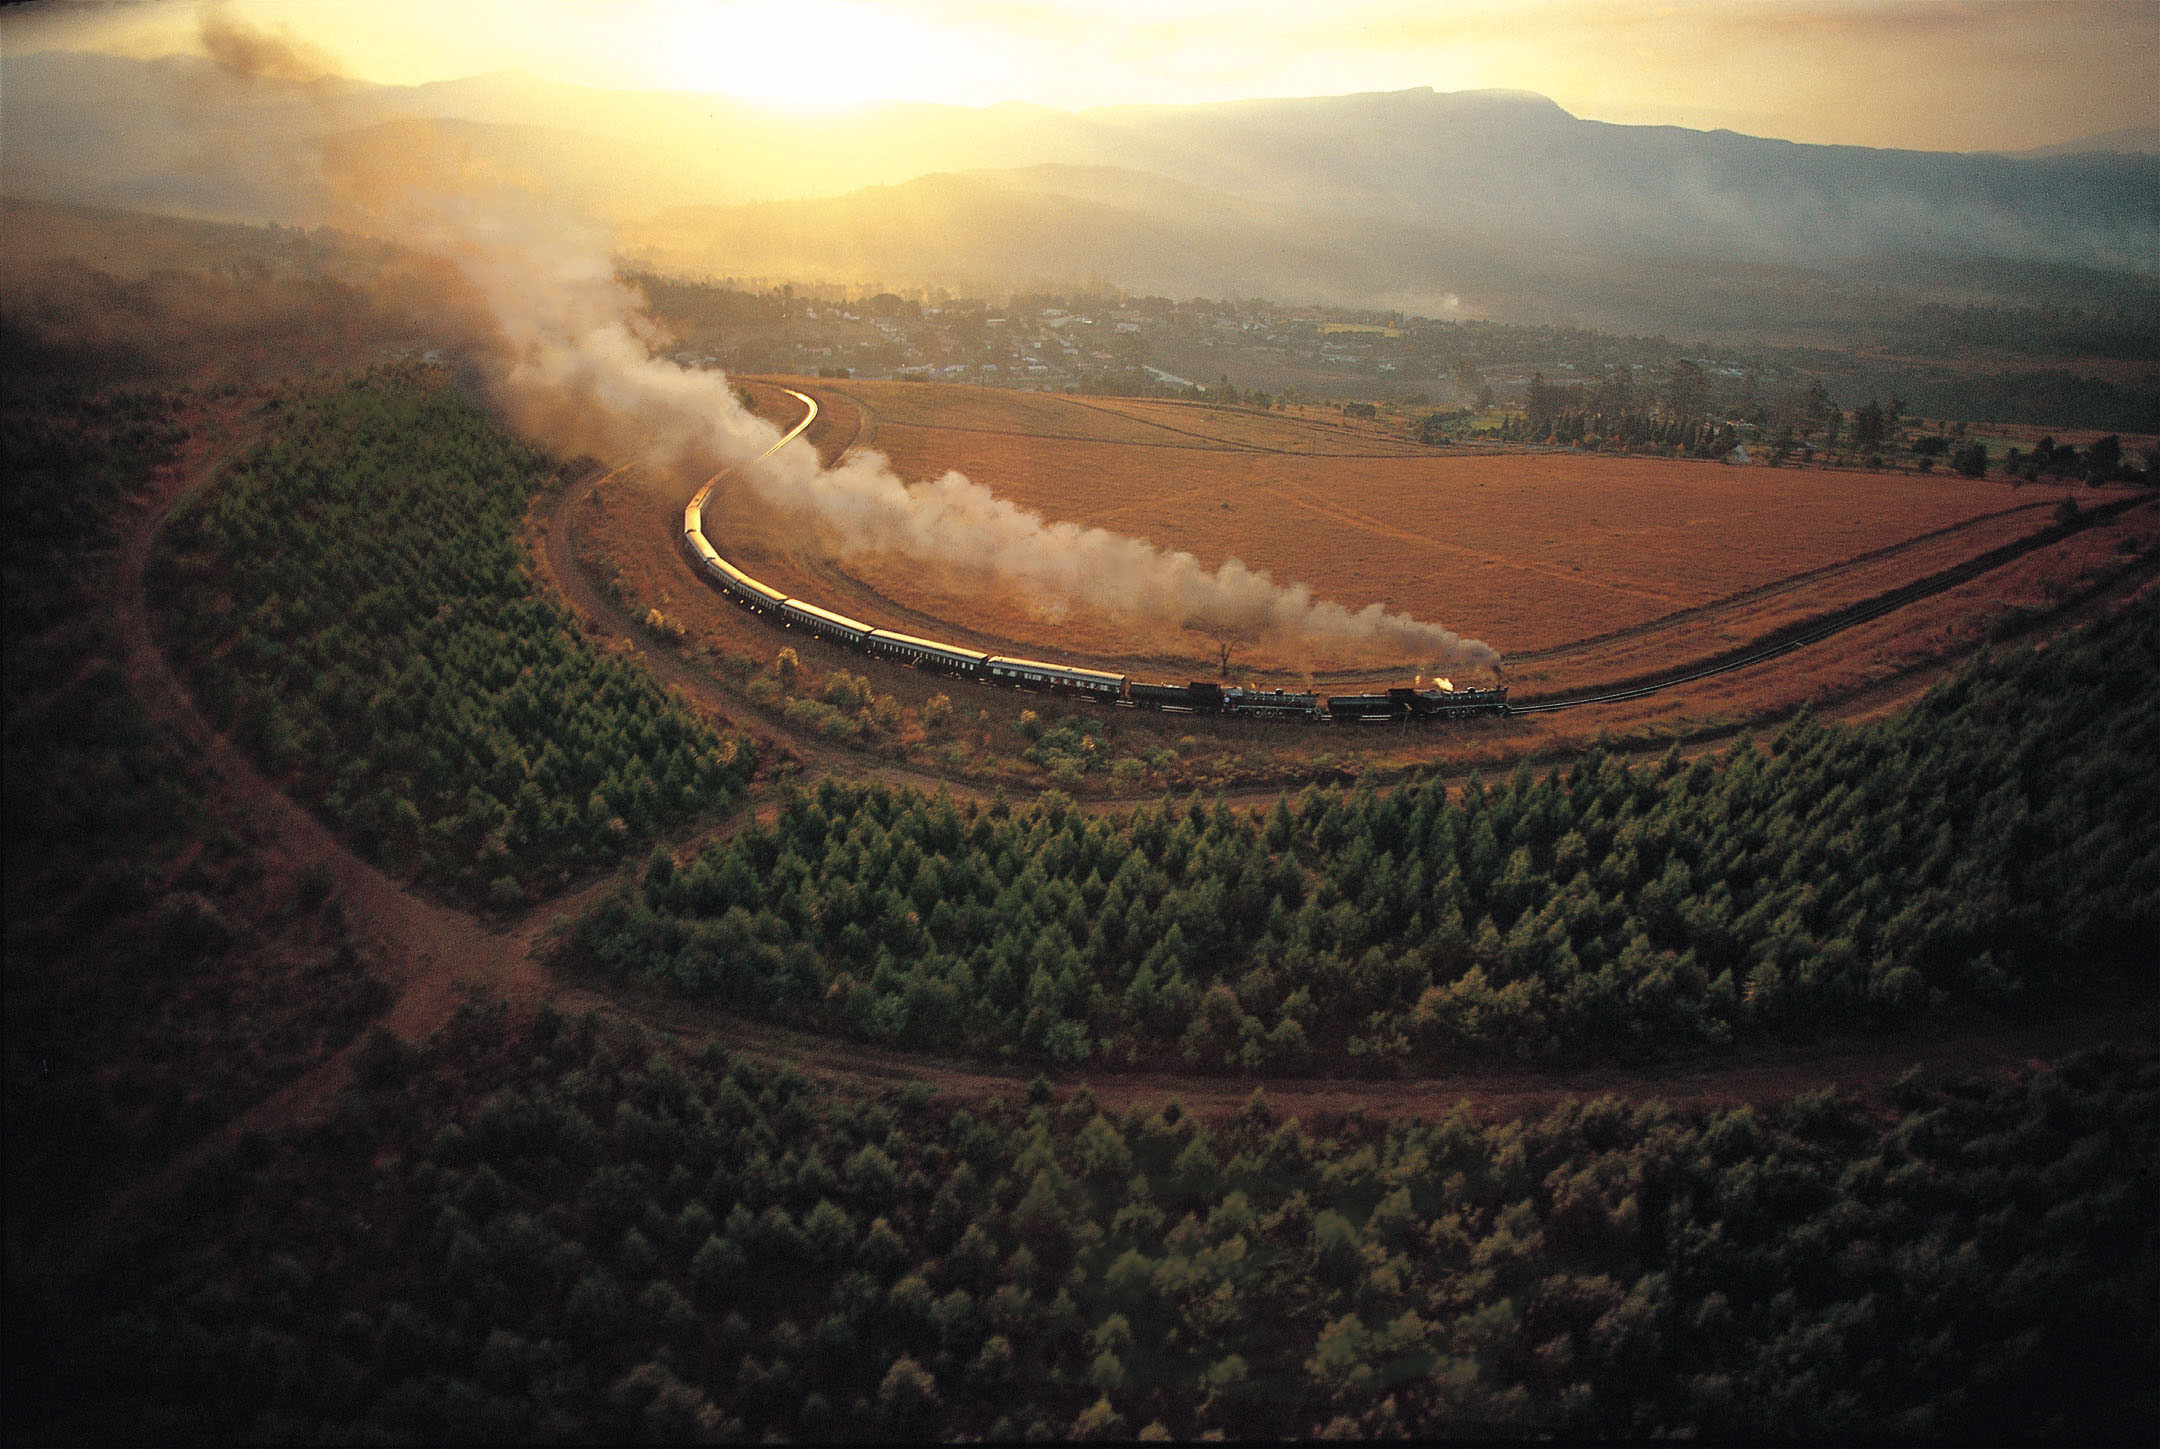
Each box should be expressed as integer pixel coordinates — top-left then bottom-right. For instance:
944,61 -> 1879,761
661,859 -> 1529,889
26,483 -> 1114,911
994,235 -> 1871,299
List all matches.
735,379 -> 2130,684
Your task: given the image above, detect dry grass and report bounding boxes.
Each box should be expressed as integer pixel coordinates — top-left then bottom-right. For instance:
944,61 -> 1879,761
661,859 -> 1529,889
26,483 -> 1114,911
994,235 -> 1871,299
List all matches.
796,386 -> 867,461
1501,505 -> 2160,752
832,382 -> 1194,446
832,407 -> 2078,669
1505,499 -> 2082,692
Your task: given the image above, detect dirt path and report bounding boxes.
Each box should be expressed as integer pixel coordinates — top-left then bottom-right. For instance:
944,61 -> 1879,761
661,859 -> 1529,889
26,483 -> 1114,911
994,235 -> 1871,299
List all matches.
27,427 -> 596,1264
114,441 -> 645,1137
579,971 -> 2160,1123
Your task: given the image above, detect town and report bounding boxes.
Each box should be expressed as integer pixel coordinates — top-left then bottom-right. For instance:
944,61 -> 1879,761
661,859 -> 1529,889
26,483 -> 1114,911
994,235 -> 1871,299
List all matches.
636,273 -> 2155,472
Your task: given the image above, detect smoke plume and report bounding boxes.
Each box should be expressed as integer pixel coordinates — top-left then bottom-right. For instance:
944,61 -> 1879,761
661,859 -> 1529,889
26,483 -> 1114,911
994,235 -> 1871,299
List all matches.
749,448 -> 1494,668
241,16 -> 1499,673
199,9 -> 337,86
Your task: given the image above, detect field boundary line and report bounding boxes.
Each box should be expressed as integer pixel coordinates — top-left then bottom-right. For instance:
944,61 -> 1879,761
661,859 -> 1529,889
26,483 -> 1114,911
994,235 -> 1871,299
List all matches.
1513,493 -> 2158,710
1509,497 -> 2070,663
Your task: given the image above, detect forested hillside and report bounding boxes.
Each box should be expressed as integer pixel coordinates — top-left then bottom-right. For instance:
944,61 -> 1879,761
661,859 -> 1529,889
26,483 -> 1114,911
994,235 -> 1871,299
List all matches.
6,335 -> 2155,1449
576,596 -> 2160,1069
10,1005 -> 2152,1442
150,367 -> 754,905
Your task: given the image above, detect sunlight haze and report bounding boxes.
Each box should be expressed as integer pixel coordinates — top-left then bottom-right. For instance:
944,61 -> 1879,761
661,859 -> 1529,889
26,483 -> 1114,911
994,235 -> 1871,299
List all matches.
6,0 -> 2154,151
4,0 -> 2158,1443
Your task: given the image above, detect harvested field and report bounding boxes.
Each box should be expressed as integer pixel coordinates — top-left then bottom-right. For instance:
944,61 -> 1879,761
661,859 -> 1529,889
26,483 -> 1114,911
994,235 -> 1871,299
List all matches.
830,383 -> 1190,446
1065,395 -> 1436,455
654,379 -> 2157,769
1501,510 -> 2160,755
806,387 -> 2119,670
1506,499 -> 2081,692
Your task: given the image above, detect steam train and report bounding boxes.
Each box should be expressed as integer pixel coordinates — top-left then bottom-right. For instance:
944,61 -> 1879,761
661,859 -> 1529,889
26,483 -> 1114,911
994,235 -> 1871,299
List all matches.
682,494 -> 1508,722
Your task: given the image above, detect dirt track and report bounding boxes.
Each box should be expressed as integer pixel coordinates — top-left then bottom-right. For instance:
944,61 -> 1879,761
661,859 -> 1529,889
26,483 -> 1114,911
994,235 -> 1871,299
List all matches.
578,966 -> 2158,1124
117,440 -> 621,1112
109,398 -> 2158,1163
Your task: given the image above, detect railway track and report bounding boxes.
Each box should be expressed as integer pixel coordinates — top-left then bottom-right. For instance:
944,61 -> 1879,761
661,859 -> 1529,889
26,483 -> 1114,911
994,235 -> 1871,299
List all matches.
1512,492 -> 2157,714
688,385 -> 819,511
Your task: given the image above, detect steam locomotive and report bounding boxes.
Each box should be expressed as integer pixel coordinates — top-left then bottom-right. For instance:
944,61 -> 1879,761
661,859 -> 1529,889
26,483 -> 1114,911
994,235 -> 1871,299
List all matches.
682,494 -> 1508,721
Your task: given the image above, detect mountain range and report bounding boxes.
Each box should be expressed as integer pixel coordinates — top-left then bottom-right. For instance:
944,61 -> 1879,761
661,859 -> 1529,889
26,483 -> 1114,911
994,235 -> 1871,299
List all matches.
5,50 -> 2155,338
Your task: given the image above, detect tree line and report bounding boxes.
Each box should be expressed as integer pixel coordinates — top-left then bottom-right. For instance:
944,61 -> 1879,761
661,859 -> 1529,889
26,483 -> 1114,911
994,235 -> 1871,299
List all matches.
574,593 -> 2159,1069
1891,300 -> 2160,362
151,366 -> 755,904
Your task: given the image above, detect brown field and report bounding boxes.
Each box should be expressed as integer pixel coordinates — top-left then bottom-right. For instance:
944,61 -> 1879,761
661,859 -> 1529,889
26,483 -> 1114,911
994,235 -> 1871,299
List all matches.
1504,511 -> 2160,752
796,385 -> 868,456
1062,395 -> 1436,455
832,383 -> 1194,447
1506,500 -> 2080,693
575,387 -> 2156,795
751,379 -> 2130,682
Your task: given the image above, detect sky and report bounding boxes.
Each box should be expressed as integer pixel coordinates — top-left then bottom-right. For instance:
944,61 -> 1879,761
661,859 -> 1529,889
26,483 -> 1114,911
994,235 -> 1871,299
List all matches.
6,0 -> 2157,153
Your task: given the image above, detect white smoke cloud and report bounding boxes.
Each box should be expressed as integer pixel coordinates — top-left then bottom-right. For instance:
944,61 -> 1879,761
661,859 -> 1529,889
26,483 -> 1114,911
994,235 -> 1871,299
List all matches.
749,444 -> 1493,666
218,15 -> 1497,674
447,243 -> 1496,669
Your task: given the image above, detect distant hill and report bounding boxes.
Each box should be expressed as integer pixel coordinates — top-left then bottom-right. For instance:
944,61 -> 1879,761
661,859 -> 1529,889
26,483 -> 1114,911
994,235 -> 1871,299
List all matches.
625,163 -> 1883,337
626,148 -> 2159,337
2008,127 -> 2160,158
4,49 -> 2155,339
631,166 -> 1359,302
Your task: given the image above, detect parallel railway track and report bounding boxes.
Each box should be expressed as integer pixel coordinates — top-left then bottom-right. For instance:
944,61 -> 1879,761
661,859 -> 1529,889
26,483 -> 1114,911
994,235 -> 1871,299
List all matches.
1512,492 -> 2154,714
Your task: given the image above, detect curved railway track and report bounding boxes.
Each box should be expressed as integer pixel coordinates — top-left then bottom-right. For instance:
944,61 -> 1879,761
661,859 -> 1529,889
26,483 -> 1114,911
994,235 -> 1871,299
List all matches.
691,384 -> 2157,727
691,385 -> 820,506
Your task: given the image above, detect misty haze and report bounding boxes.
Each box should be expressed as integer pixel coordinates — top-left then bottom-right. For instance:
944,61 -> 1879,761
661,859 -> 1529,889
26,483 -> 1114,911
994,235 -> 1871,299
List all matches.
5,2 -> 2156,1443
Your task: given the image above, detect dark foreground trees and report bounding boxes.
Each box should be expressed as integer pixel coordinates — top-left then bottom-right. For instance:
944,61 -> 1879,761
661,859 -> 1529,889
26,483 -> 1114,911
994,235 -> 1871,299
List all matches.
5,369 -> 390,1253
9,1004 -> 2153,1442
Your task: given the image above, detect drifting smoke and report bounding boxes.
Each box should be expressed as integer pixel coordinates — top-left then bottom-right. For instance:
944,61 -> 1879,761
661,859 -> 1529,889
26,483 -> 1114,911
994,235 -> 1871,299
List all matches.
211,14 -> 1496,673
198,10 -> 336,85
751,448 -> 1494,667
471,262 -> 1494,668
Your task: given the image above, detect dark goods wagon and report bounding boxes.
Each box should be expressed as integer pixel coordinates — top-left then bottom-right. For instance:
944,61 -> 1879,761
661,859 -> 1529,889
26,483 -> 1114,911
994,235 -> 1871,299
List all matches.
1327,693 -> 1403,723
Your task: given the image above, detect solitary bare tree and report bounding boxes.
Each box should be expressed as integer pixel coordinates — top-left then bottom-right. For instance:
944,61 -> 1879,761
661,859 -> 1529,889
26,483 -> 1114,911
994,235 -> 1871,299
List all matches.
1185,616 -> 1258,680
